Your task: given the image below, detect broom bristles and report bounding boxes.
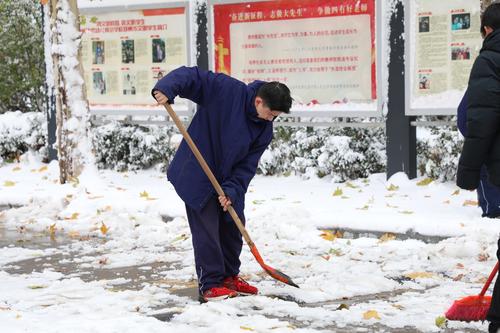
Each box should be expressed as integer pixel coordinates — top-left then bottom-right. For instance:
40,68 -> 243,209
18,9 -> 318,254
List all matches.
445,295 -> 492,322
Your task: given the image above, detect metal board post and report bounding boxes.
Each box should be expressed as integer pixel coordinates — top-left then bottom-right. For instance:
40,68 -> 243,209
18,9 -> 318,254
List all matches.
196,1 -> 209,70
387,0 -> 417,179
41,3 -> 58,162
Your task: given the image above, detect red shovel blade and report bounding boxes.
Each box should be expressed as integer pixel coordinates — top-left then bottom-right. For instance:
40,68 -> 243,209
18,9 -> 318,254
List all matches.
250,246 -> 299,288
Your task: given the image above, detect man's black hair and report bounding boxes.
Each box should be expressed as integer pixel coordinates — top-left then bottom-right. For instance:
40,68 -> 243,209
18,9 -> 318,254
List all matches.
256,82 -> 292,113
481,2 -> 500,37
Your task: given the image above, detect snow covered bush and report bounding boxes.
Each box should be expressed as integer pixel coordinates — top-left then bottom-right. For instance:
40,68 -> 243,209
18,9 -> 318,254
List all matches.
91,122 -> 178,171
0,111 -> 465,182
260,126 -> 386,181
0,111 -> 46,162
417,125 -> 463,181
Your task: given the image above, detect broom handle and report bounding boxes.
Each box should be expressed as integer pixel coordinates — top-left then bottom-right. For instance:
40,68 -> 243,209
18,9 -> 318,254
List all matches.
162,102 -> 255,249
480,261 -> 499,297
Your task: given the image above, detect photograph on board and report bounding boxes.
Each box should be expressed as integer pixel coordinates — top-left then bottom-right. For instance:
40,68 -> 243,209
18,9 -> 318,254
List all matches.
122,72 -> 136,95
153,69 -> 165,83
451,13 -> 471,30
92,41 -> 105,65
122,40 -> 135,64
451,46 -> 471,60
419,16 -> 430,33
152,38 -> 166,63
92,71 -> 106,95
418,73 -> 430,90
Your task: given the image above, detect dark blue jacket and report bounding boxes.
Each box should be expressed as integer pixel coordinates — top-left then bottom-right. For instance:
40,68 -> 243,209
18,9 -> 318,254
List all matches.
457,29 -> 500,190
458,90 -> 500,218
152,66 -> 273,216
457,90 -> 467,136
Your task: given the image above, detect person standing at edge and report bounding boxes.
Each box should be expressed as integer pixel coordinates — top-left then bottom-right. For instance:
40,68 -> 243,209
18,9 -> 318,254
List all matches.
152,66 -> 292,302
456,3 -> 500,332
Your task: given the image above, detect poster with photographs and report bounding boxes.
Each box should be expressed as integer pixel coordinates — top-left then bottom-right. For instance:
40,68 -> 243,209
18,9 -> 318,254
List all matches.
413,0 -> 481,101
80,7 -> 188,106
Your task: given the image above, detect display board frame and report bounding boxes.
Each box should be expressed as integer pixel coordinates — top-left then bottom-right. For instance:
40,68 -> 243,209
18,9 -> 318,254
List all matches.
79,1 -> 193,116
404,0 -> 482,116
207,0 -> 384,118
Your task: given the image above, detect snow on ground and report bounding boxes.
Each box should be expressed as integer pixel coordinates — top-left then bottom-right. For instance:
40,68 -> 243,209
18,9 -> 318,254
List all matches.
0,154 -> 497,332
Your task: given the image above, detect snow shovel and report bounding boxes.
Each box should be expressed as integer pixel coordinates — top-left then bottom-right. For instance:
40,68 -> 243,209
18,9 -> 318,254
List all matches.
162,102 -> 299,288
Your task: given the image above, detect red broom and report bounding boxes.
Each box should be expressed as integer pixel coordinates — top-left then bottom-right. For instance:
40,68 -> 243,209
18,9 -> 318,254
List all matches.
445,261 -> 499,321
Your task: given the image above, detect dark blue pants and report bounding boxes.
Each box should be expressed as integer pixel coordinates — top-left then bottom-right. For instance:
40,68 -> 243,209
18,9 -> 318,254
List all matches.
185,196 -> 244,294
478,166 -> 500,218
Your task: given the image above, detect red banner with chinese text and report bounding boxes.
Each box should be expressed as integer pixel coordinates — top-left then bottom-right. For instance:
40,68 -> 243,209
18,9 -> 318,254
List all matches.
213,0 -> 376,104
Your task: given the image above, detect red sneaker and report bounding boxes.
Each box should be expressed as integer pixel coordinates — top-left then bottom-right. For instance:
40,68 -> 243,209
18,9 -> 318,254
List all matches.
200,286 -> 238,302
223,276 -> 258,295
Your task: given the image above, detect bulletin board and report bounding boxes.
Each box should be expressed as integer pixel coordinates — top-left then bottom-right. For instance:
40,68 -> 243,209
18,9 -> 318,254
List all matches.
79,2 -> 191,110
208,0 -> 383,116
405,0 -> 482,115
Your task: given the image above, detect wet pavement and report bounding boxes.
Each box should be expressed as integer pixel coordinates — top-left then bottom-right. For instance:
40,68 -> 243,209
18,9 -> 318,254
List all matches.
0,206 -> 484,332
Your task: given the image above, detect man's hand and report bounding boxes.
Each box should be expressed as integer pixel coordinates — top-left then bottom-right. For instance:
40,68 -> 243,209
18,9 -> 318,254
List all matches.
153,90 -> 169,105
218,195 -> 232,211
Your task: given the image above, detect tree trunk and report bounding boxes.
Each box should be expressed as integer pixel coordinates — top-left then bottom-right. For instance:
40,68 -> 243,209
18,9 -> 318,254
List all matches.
46,0 -> 91,184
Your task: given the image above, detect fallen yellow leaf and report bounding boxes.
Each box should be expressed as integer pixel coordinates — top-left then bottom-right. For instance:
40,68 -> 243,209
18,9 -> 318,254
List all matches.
12,166 -> 21,172
356,205 -> 369,210
28,285 -> 47,289
140,191 -> 149,198
387,184 -> 399,191
320,230 -> 343,241
363,310 -> 381,320
463,200 -> 478,207
379,233 -> 396,243
345,182 -> 358,189
68,231 -> 80,239
337,303 -> 349,310
240,327 -> 254,331
417,178 -> 433,186
320,230 -> 336,241
332,187 -> 343,196
3,181 -> 16,187
38,166 -> 48,172
398,210 -> 414,214
404,272 -> 434,279
49,224 -> 56,236
442,200 -> 450,204
452,189 -> 460,196
64,212 -> 79,220
435,316 -> 447,328
100,222 -> 109,235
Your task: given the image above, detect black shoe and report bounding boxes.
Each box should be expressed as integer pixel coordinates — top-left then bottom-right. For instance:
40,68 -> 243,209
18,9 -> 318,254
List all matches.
489,322 -> 500,333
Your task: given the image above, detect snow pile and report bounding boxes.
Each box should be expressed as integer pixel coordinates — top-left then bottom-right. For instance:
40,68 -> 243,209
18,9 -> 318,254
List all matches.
0,111 -> 46,162
0,158 -> 495,332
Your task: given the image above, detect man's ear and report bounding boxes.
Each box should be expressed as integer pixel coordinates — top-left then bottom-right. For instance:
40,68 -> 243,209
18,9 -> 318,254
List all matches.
255,96 -> 263,107
485,26 -> 494,37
